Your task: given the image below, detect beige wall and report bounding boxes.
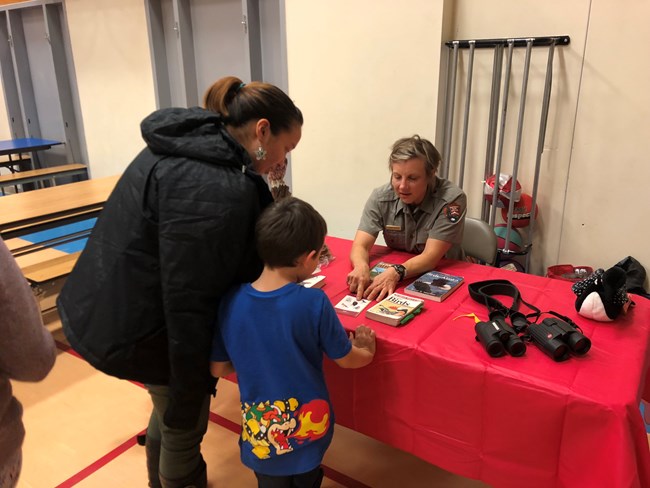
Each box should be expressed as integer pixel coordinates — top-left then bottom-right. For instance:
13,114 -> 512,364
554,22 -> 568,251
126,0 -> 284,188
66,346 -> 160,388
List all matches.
560,1 -> 650,274
285,0 -> 446,241
64,0 -> 156,178
1,0 -> 649,284
0,84 -> 9,139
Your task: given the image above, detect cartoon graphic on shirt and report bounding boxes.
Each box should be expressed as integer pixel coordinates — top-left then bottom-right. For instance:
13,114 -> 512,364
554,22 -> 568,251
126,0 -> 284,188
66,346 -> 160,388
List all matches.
241,398 -> 330,459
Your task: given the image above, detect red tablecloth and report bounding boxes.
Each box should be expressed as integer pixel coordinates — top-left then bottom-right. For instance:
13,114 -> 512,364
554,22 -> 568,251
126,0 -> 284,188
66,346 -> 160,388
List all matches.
321,237 -> 650,488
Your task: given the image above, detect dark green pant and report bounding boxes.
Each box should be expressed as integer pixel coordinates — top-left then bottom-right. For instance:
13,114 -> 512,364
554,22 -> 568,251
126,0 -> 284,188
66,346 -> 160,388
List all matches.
146,385 -> 211,480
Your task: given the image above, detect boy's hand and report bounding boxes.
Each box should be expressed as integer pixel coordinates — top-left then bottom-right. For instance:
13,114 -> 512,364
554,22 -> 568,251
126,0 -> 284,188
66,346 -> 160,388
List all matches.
350,325 -> 376,355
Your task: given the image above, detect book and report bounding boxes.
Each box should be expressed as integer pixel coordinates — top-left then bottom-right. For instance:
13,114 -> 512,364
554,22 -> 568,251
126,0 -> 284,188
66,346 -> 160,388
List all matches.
370,261 -> 393,279
403,270 -> 464,302
299,275 -> 326,289
365,292 -> 424,326
334,295 -> 371,317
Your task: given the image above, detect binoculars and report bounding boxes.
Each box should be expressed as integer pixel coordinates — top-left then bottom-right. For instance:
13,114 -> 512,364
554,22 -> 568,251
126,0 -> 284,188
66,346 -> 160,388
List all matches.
527,317 -> 591,361
475,313 -> 526,357
475,312 -> 591,361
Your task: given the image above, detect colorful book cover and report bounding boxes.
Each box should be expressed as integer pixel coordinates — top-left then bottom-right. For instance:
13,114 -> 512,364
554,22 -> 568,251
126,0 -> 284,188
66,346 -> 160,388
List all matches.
370,261 -> 393,279
365,292 -> 424,326
334,295 -> 371,317
403,270 -> 464,302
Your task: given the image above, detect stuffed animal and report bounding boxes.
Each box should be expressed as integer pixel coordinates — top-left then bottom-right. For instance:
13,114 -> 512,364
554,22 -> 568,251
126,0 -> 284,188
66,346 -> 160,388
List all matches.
572,266 -> 633,321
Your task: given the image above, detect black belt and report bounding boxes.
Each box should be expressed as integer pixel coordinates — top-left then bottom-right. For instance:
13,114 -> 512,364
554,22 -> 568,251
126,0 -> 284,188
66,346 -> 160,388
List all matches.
468,278 -> 579,331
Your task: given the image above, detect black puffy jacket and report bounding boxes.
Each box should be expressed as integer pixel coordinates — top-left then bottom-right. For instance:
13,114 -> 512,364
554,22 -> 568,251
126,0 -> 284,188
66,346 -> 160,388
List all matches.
57,107 -> 273,427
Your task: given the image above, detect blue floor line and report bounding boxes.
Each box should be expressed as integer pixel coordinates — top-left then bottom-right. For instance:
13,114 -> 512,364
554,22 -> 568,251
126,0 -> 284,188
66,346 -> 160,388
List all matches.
19,218 -> 95,254
51,238 -> 89,254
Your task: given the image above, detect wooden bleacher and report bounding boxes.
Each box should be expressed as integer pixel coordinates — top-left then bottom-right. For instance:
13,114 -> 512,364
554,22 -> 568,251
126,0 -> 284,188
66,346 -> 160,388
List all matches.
0,174 -> 117,240
7,235 -> 81,312
21,251 -> 81,284
14,247 -> 81,313
0,163 -> 88,192
1,175 -> 120,314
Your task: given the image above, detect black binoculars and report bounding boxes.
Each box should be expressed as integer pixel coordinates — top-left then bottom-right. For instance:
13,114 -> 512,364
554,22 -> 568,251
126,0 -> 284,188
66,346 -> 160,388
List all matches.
475,314 -> 526,358
527,317 -> 591,361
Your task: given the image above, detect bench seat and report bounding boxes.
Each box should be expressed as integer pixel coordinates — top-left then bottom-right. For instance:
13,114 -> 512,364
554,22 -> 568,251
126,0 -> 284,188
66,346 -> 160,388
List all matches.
19,251 -> 81,313
0,156 -> 31,172
21,251 -> 81,284
0,163 -> 87,191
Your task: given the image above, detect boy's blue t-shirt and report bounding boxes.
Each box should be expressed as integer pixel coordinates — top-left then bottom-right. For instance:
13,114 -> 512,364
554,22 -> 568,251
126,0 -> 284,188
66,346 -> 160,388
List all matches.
211,282 -> 352,476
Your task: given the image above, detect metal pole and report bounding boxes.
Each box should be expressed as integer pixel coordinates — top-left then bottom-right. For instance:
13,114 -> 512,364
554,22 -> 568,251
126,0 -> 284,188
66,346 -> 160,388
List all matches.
445,36 -> 570,49
457,41 -> 475,189
442,42 -> 459,180
525,40 -> 557,273
504,39 -> 533,266
481,44 -> 503,222
489,39 -> 514,228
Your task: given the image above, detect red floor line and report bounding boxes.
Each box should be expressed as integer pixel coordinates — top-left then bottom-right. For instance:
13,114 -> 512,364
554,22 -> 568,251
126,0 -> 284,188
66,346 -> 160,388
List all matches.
54,429 -> 146,488
55,339 -> 82,359
207,411 -> 371,488
56,346 -> 369,488
209,410 -> 241,434
322,466 -> 373,488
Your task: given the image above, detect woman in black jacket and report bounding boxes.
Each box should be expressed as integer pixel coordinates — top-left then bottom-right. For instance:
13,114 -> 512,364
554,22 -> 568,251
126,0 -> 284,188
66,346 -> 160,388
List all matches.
57,76 -> 302,488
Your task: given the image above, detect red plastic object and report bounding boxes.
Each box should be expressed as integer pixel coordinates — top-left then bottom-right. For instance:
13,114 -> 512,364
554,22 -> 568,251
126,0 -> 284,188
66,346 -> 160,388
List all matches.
546,264 -> 594,282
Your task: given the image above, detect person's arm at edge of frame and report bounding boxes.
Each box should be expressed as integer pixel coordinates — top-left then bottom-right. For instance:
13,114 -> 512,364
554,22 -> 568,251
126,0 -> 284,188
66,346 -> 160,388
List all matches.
348,230 -> 377,300
364,237 -> 452,302
0,238 -> 56,381
334,325 -> 376,369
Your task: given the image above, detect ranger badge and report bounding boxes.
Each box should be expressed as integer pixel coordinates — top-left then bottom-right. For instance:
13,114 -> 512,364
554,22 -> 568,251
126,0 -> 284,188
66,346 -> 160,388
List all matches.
443,203 -> 461,223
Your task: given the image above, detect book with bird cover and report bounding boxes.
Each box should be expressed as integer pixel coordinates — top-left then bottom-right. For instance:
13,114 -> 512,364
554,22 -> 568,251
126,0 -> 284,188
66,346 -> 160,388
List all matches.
365,292 -> 424,326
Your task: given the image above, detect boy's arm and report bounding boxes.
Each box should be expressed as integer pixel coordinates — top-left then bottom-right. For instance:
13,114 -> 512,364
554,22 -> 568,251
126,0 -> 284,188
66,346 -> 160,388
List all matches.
210,360 -> 235,378
334,325 -> 376,369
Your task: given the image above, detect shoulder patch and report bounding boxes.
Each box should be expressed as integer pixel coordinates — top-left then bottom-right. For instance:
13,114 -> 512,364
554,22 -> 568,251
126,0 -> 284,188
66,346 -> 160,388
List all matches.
443,203 -> 461,223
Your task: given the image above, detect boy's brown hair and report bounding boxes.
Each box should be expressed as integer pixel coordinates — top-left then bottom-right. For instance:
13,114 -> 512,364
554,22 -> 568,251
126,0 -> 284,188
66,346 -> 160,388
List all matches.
256,197 -> 327,268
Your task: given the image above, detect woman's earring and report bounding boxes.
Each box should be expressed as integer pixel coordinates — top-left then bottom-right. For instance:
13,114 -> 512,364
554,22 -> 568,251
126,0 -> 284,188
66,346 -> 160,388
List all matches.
255,146 -> 267,161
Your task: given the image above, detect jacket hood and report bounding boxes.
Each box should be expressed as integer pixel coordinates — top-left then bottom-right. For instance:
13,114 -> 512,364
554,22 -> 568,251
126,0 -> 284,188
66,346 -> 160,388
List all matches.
140,106 -> 251,168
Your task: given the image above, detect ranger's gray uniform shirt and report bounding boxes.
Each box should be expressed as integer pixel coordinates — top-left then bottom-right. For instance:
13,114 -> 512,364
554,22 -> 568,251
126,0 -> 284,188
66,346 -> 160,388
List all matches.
358,176 -> 466,259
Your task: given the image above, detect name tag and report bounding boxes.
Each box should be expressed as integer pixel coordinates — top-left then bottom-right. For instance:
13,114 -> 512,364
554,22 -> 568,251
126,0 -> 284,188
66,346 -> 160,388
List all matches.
385,225 -> 401,231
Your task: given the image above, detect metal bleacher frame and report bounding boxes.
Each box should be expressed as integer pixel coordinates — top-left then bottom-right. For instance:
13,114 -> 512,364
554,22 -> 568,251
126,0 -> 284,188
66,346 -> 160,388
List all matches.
440,35 -> 570,272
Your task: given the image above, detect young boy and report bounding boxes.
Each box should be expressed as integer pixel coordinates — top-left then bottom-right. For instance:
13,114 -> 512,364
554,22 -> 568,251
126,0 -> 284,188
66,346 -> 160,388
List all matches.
210,197 -> 376,488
